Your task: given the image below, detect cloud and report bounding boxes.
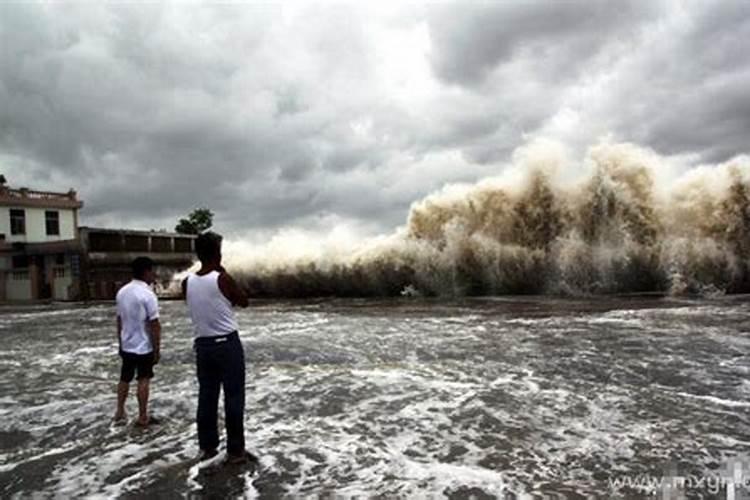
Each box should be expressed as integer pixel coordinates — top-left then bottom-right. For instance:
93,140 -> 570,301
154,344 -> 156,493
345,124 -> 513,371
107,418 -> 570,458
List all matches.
0,1 -> 748,237
428,1 -> 670,86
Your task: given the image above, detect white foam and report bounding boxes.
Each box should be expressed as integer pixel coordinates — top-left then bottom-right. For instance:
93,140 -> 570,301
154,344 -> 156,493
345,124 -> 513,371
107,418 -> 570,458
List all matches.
187,452 -> 225,491
4,299 -> 750,497
676,392 -> 750,408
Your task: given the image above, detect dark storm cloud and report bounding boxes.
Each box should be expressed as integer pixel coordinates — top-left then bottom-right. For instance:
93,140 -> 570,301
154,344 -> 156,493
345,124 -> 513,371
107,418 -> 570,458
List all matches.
0,2 -> 386,232
0,2 -> 749,237
563,1 -> 750,163
427,1 -> 664,87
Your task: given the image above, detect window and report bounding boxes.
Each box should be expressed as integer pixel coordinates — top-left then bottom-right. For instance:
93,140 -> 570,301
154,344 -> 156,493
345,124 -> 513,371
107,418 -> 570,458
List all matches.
151,236 -> 171,252
174,238 -> 192,252
55,253 -> 65,265
12,255 -> 29,268
12,270 -> 29,281
124,235 -> 148,251
10,209 -> 25,235
45,211 -> 60,236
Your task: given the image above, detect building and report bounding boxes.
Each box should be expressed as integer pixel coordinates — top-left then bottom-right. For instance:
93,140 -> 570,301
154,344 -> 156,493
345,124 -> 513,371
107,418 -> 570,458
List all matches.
0,177 -> 198,302
79,227 -> 196,300
0,180 -> 83,301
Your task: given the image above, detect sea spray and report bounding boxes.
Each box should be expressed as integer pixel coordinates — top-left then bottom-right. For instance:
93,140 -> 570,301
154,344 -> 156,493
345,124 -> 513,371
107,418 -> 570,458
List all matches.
221,141 -> 749,297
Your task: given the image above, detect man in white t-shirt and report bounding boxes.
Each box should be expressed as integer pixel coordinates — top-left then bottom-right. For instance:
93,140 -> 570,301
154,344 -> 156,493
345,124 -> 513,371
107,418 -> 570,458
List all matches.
114,257 -> 162,427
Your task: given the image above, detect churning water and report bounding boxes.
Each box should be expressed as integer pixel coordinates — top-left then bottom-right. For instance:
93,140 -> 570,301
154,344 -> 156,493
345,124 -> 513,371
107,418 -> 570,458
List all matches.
2,296 -> 750,498
223,142 -> 750,298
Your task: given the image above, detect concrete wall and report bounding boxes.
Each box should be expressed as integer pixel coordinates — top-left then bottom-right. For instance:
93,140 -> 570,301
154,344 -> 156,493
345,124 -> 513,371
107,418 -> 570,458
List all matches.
0,206 -> 77,243
0,253 -> 76,301
6,270 -> 32,301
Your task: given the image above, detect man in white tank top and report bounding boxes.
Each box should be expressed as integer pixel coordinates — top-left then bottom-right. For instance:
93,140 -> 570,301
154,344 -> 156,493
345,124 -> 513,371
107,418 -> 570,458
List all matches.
182,232 -> 257,464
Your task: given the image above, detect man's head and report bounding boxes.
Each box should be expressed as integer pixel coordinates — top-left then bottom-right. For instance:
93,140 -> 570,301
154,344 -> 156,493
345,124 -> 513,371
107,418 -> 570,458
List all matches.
132,256 -> 156,284
195,231 -> 223,265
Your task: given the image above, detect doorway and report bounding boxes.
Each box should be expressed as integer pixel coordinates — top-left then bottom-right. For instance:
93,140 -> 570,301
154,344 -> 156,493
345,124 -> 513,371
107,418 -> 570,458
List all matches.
36,256 -> 52,300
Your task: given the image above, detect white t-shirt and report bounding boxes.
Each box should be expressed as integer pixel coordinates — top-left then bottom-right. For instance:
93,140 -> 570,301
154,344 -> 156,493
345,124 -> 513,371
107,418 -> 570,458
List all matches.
116,279 -> 159,354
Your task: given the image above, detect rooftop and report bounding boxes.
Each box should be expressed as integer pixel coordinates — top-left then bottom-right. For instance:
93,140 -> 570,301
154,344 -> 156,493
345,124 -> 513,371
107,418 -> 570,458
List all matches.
0,182 -> 83,210
79,226 -> 197,239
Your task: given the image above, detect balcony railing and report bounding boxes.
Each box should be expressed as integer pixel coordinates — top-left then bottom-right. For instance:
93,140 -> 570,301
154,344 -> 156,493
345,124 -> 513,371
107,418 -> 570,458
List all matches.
1,187 -> 79,201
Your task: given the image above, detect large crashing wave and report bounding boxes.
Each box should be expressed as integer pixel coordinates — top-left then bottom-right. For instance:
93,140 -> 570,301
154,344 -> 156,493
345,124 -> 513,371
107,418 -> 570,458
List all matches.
227,141 -> 750,297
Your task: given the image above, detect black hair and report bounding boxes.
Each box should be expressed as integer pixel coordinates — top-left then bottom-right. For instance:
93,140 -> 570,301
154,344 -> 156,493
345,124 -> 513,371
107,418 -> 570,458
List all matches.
132,256 -> 155,279
195,231 -> 222,263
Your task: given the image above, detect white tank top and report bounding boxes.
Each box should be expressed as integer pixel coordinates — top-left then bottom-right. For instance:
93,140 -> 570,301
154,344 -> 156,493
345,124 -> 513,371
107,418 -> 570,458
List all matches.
186,271 -> 239,338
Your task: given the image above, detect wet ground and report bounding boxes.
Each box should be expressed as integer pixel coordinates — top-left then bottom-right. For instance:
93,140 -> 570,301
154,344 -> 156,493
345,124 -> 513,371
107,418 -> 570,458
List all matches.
1,296 -> 749,498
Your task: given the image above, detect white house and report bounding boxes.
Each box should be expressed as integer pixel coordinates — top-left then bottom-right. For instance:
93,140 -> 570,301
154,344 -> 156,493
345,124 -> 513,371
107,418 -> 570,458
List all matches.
0,178 -> 83,301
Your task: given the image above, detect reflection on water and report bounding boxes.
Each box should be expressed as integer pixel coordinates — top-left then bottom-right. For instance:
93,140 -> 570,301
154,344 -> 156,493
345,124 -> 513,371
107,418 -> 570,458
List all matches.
1,296 -> 749,498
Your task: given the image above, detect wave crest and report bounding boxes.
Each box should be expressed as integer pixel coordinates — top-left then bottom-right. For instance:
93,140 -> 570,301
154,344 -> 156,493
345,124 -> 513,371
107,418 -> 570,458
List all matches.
228,141 -> 750,297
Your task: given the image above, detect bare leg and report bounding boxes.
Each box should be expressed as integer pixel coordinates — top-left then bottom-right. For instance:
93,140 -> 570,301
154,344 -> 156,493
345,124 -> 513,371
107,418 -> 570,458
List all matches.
136,379 -> 150,425
114,382 -> 129,421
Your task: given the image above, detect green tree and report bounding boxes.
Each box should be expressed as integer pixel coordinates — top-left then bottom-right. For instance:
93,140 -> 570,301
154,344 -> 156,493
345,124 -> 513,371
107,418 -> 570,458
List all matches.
175,207 -> 214,234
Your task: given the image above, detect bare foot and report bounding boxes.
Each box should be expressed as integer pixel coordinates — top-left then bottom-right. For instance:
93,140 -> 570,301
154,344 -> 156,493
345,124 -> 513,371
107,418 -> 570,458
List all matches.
113,413 -> 127,425
134,416 -> 161,427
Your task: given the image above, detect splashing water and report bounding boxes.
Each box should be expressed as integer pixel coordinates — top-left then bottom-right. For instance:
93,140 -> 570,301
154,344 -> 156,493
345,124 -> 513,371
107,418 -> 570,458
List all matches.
225,141 -> 750,298
3,297 -> 750,498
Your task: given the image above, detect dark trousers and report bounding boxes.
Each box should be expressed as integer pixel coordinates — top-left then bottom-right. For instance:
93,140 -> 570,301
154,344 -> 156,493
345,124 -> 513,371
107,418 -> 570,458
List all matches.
194,331 -> 246,455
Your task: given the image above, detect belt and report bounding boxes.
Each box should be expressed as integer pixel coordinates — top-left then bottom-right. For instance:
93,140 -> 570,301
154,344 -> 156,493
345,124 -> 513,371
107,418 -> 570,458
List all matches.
194,330 -> 239,345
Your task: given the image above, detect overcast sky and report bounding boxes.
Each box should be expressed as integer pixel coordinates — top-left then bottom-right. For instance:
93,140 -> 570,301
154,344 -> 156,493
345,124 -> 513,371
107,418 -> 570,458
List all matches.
1,1 -> 748,239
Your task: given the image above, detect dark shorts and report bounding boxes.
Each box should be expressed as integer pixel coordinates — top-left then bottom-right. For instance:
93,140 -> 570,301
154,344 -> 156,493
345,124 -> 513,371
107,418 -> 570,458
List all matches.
120,350 -> 155,382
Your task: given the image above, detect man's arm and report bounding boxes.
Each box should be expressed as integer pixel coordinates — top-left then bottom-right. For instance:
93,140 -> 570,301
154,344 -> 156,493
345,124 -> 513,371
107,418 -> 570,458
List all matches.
218,271 -> 249,308
148,319 -> 161,365
144,293 -> 161,363
116,315 -> 122,352
181,277 -> 188,300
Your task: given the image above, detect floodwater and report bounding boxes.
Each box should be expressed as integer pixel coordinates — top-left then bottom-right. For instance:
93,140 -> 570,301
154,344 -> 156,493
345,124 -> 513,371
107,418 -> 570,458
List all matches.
1,296 -> 749,499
